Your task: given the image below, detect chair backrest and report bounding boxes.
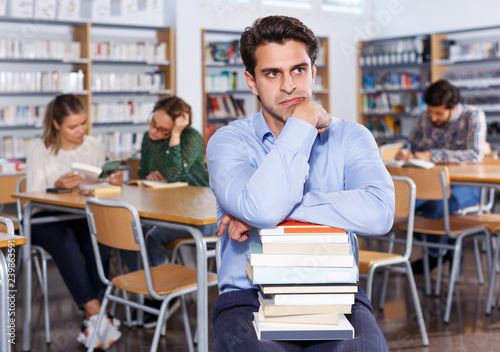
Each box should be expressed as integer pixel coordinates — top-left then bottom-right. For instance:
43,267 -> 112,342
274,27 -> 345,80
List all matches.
387,166 -> 450,201
127,158 -> 141,181
392,175 -> 416,260
0,216 -> 14,234
16,176 -> 26,223
379,142 -> 405,161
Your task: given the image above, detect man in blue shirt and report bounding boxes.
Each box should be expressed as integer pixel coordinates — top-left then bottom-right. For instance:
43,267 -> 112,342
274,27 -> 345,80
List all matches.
207,15 -> 395,351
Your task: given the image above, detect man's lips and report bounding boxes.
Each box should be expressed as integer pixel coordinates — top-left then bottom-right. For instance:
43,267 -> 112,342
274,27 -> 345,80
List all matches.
280,97 -> 304,106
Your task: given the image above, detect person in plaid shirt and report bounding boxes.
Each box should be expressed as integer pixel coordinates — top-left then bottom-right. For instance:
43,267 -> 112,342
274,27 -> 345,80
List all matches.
396,79 -> 486,273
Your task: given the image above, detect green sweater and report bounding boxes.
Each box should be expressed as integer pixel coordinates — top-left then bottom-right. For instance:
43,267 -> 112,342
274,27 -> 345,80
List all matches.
138,127 -> 209,187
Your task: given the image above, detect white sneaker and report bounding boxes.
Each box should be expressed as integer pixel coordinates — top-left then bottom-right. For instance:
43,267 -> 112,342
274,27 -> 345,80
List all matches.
76,317 -> 103,349
99,313 -> 122,349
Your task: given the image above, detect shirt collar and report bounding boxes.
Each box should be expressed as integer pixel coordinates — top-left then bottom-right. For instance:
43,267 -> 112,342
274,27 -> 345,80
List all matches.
253,109 -> 275,142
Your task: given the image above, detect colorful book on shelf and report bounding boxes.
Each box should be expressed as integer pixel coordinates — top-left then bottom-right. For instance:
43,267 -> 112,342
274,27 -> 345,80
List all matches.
126,180 -> 189,189
258,293 -> 351,317
252,312 -> 354,341
259,283 -> 358,295
246,259 -> 358,285
248,242 -> 353,268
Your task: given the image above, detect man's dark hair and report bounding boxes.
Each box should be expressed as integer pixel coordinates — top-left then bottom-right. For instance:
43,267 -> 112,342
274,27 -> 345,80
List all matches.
239,15 -> 320,77
424,79 -> 461,109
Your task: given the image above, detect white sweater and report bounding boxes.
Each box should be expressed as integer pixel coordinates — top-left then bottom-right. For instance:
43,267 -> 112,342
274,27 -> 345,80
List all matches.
27,135 -> 105,192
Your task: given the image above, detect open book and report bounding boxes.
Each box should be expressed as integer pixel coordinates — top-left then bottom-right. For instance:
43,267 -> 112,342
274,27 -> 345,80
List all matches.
71,160 -> 122,183
126,180 -> 189,189
384,158 -> 435,169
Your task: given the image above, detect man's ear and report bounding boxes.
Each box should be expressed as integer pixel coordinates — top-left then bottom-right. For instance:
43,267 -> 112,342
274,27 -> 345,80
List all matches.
245,70 -> 259,97
311,62 -> 317,82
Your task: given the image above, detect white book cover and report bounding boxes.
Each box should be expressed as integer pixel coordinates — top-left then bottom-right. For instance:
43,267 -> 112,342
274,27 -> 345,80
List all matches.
91,0 -> 111,21
121,0 -> 138,15
34,0 -> 56,19
11,0 -> 34,18
272,293 -> 355,306
0,0 -> 7,16
57,0 -> 81,20
259,233 -> 349,244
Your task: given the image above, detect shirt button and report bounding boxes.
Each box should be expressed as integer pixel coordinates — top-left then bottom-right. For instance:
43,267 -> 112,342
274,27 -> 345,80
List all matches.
166,150 -> 170,154
184,163 -> 187,168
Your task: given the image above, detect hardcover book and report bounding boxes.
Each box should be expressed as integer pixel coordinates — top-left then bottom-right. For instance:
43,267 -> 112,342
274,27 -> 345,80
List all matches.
72,160 -> 122,184
248,242 -> 353,268
253,312 -> 354,341
260,221 -> 347,235
258,307 -> 339,326
269,292 -> 355,306
259,283 -> 358,295
258,294 -> 352,317
261,242 -> 350,255
126,180 -> 188,189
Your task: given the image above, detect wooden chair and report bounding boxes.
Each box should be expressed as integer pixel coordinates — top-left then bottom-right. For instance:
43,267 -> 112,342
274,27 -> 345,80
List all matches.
358,176 -> 428,346
379,142 -> 405,162
85,198 -> 217,352
388,166 -> 492,323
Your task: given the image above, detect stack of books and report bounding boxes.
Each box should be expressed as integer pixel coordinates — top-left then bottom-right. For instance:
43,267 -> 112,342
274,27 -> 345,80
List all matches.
247,221 -> 358,341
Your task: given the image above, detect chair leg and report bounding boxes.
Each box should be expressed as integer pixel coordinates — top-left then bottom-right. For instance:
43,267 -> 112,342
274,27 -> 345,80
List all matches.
365,267 -> 375,302
180,295 -> 195,352
434,250 -> 444,296
378,270 -> 390,310
150,299 -> 171,352
422,235 -> 432,296
473,238 -> 484,284
405,261 -> 429,346
486,236 -> 500,314
87,286 -> 112,352
444,237 -> 464,323
41,251 -> 51,344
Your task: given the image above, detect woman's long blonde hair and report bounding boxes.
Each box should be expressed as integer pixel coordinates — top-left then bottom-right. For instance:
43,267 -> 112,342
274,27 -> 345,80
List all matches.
42,94 -> 86,155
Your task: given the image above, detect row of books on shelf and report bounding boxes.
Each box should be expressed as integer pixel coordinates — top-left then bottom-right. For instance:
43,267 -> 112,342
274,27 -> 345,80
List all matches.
206,94 -> 246,119
0,70 -> 84,93
93,131 -> 145,155
0,158 -> 26,173
361,71 -> 424,91
91,41 -> 167,63
362,92 -> 426,116
91,72 -> 164,92
0,104 -> 46,127
439,39 -> 500,61
204,122 -> 225,145
248,221 -> 355,341
205,40 -> 242,65
0,38 -> 81,61
363,115 -> 402,138
359,36 -> 429,67
461,95 -> 500,112
91,101 -> 154,124
0,135 -> 40,159
205,71 -> 238,92
442,68 -> 500,89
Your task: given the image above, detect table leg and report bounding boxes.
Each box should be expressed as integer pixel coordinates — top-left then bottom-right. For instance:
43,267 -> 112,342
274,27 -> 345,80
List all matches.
22,203 -> 32,352
1,250 -> 11,352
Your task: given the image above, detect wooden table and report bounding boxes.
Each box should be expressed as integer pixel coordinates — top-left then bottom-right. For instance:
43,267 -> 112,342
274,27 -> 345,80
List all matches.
448,163 -> 500,187
12,185 -> 217,352
0,232 -> 27,352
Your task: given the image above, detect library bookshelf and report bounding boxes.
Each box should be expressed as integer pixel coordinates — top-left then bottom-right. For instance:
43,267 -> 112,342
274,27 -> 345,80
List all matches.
202,29 -> 330,146
359,25 -> 500,148
0,17 -> 175,160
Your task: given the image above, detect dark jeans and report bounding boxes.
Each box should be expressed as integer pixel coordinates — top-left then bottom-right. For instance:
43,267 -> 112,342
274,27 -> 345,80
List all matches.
415,185 -> 480,256
31,212 -> 109,309
212,285 -> 388,352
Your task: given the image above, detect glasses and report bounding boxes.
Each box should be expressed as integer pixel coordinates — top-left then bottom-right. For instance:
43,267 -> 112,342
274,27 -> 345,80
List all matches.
149,116 -> 170,135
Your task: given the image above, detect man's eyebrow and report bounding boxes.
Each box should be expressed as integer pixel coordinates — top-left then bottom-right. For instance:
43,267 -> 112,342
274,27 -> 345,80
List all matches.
259,62 -> 309,74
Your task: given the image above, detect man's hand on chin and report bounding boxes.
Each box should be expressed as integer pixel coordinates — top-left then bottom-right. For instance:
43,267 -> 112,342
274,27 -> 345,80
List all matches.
283,97 -> 331,133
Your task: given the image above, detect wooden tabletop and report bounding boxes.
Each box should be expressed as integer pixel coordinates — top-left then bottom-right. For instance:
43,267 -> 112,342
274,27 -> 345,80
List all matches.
0,232 -> 27,248
12,185 -> 217,226
447,163 -> 500,185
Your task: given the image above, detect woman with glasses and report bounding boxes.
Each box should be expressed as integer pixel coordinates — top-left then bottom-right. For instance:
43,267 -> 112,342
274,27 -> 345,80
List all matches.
128,96 -> 215,275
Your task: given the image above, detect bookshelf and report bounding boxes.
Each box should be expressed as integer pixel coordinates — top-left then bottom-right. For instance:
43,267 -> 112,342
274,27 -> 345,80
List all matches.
201,29 -> 330,145
359,25 -> 500,148
0,18 -> 175,160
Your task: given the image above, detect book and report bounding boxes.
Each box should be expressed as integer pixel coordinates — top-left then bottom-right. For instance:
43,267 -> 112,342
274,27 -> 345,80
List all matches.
126,180 -> 189,189
258,294 -> 351,317
247,259 -> 358,285
270,293 -> 355,306
259,233 -> 349,244
384,159 -> 435,169
260,221 -> 347,235
248,243 -> 353,268
261,242 -> 350,255
259,283 -> 358,295
79,182 -> 122,197
0,158 -> 26,173
71,160 -> 122,184
258,307 -> 339,326
253,312 -> 354,341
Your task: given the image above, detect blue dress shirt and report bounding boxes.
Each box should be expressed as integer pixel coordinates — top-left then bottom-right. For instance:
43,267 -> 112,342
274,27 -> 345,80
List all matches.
207,111 -> 395,293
